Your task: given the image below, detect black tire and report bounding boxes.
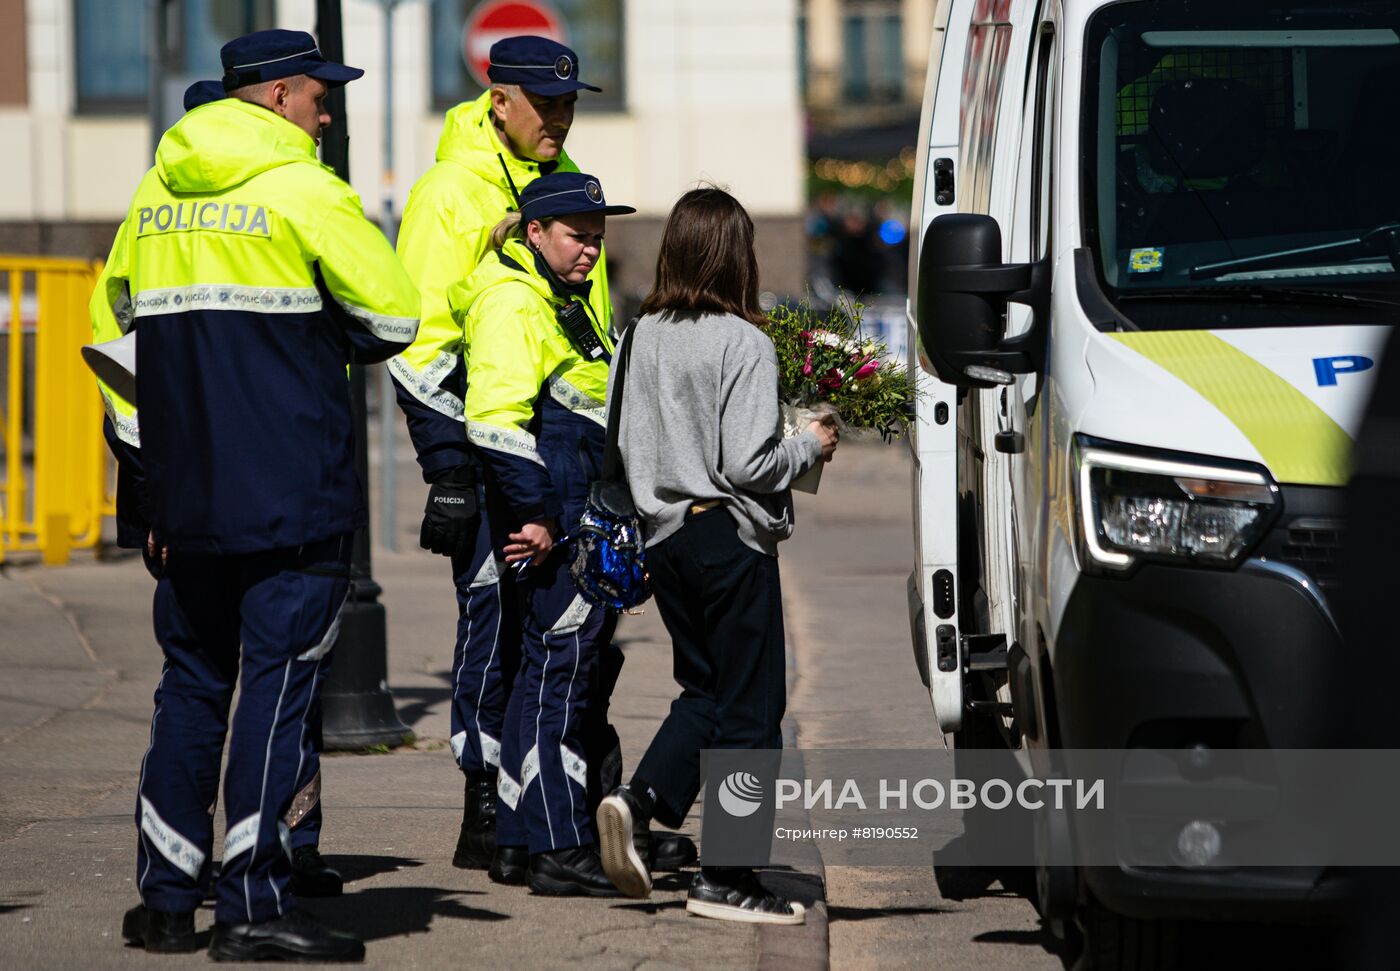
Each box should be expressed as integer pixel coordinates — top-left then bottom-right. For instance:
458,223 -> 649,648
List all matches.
1078,893 -> 1180,971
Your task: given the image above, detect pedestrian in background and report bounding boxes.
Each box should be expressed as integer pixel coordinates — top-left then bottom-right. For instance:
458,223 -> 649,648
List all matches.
450,171 -> 633,896
91,29 -> 419,962
596,187 -> 838,924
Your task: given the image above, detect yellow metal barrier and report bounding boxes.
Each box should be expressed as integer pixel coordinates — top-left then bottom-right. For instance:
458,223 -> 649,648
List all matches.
0,255 -> 109,565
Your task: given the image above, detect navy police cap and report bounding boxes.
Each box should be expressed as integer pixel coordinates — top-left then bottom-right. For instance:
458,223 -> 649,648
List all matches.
183,80 -> 226,111
487,36 -> 601,96
220,29 -> 364,92
519,172 -> 635,224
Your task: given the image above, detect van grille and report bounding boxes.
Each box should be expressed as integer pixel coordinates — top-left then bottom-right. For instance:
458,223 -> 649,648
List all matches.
1273,519 -> 1344,593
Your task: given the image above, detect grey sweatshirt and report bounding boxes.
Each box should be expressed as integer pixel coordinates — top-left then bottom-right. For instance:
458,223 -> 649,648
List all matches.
609,311 -> 823,557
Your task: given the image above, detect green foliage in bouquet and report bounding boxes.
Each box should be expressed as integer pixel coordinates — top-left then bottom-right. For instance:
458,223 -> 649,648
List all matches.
764,298 -> 918,441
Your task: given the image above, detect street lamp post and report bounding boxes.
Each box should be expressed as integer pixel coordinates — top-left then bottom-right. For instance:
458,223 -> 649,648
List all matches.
316,0 -> 412,750
375,0 -> 405,554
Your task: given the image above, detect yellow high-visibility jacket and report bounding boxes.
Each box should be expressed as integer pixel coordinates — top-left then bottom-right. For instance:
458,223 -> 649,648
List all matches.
450,237 -> 611,528
390,90 -> 611,481
89,97 -> 420,553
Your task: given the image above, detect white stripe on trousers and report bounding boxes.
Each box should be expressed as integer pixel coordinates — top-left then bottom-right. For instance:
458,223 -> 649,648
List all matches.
246,661 -> 292,923
473,581 -> 504,770
136,663 -> 171,895
563,629 -> 582,846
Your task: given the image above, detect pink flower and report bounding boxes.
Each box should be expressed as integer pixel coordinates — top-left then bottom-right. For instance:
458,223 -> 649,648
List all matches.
802,352 -> 814,376
800,330 -> 815,348
852,357 -> 880,381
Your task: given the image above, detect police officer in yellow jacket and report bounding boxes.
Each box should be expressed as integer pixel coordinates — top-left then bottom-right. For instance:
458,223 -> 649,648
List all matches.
390,36 -> 614,870
91,74 -> 348,908
91,30 -> 419,962
451,172 -> 631,896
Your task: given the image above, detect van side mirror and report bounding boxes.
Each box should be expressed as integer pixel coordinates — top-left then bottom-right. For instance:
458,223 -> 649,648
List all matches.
915,213 -> 1049,388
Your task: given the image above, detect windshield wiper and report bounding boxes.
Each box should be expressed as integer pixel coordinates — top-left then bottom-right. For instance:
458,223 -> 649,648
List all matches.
1118,285 -> 1400,310
1189,223 -> 1400,281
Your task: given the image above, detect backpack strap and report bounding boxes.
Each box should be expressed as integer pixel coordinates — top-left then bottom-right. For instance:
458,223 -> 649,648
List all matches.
601,319 -> 639,482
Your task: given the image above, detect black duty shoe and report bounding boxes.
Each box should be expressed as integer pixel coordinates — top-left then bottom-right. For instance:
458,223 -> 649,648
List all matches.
488,845 -> 528,886
651,831 -> 699,872
121,903 -> 198,953
527,846 -> 621,898
597,788 -> 652,899
289,845 -> 343,897
452,774 -> 497,870
208,909 -> 364,963
685,869 -> 806,926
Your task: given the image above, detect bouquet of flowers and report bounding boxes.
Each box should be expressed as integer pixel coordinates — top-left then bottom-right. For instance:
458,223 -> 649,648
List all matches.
764,297 -> 917,491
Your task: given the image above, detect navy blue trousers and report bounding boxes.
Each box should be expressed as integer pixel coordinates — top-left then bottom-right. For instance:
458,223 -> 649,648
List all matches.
135,536 -> 350,924
448,480 -> 521,776
496,546 -> 614,854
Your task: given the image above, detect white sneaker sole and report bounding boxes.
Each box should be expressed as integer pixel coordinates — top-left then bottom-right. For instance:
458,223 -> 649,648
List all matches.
596,795 -> 652,899
685,898 -> 806,926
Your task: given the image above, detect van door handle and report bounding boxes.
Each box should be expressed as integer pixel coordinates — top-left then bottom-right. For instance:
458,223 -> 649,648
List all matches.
934,158 -> 955,206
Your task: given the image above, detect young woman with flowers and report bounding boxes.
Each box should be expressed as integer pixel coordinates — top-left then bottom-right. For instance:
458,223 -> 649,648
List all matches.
595,186 -> 838,924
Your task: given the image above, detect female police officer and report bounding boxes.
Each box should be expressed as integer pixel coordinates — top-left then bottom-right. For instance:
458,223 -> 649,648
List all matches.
450,171 -> 633,896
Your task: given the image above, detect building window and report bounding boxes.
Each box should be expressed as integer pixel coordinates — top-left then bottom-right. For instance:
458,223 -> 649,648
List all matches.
841,3 -> 904,105
431,0 -> 624,112
74,0 -> 275,114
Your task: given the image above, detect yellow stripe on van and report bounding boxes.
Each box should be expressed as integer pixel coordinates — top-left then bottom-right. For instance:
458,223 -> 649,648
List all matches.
1109,331 -> 1351,486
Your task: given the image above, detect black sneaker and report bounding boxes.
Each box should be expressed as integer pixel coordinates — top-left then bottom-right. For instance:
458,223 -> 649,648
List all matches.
121,903 -> 198,953
651,831 -> 699,872
288,845 -> 343,897
685,869 -> 806,926
597,788 -> 652,898
488,845 -> 528,886
208,909 -> 364,963
527,846 -> 621,898
452,774 -> 497,870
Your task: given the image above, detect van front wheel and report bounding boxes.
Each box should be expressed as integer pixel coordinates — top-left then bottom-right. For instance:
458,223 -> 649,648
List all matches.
1076,893 -> 1180,971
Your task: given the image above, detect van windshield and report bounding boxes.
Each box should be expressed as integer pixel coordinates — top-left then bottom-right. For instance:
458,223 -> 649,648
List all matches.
1082,0 -> 1400,329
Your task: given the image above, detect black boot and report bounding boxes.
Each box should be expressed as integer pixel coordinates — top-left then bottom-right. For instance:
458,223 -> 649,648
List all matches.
527,846 -> 621,897
208,909 -> 364,962
289,845 -> 343,897
650,830 -> 699,872
452,773 -> 497,869
122,903 -> 198,953
488,845 -> 528,886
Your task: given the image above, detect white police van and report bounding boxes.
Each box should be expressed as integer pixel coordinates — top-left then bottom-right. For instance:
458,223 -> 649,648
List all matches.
905,0 -> 1394,961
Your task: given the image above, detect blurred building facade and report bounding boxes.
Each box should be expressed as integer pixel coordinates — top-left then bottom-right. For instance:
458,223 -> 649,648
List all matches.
0,0 -> 807,302
798,0 -> 933,303
800,0 -> 933,130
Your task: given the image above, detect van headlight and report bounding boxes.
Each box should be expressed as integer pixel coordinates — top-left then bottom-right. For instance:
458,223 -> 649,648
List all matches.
1073,437 -> 1281,573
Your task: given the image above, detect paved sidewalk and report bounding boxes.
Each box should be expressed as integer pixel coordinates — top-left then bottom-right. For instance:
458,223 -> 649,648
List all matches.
0,441 -> 826,971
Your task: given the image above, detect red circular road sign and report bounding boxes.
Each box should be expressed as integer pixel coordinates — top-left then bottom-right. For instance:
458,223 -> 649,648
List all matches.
462,0 -> 567,88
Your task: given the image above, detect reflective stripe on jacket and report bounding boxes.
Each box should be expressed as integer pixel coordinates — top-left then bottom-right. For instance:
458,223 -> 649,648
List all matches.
451,237 -> 611,529
390,91 -> 611,481
89,97 -> 420,554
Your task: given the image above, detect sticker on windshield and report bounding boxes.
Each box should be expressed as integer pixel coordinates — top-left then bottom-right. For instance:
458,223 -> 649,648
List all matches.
1129,247 -> 1163,274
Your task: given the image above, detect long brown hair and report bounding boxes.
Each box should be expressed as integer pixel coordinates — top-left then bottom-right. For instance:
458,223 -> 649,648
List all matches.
639,187 -> 765,326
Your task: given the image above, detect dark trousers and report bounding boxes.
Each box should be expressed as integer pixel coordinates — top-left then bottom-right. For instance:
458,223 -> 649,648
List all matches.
136,535 -> 350,924
448,478 -> 521,777
634,508 -> 787,829
494,547 -> 614,854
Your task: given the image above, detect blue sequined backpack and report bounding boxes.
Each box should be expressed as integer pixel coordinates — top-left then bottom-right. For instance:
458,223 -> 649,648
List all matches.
571,322 -> 651,610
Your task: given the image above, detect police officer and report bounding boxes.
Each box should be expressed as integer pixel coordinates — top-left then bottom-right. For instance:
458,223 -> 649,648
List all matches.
92,30 -> 419,961
391,35 -> 688,878
450,171 -> 631,895
93,69 -> 347,907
